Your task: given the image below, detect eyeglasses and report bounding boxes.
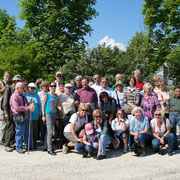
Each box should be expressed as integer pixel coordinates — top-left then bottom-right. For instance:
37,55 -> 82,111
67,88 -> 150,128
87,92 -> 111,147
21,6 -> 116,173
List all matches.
94,78 -> 99,80
155,114 -> 161,116
50,85 -> 56,87
82,109 -> 88,112
94,116 -> 101,118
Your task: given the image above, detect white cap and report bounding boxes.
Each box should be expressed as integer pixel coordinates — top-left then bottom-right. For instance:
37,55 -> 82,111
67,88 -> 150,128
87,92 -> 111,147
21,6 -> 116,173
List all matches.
64,83 -> 72,88
28,82 -> 36,88
56,71 -> 62,76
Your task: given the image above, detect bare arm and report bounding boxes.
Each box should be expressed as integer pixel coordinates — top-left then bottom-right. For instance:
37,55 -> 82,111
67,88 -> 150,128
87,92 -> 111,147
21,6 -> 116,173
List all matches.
42,95 -> 47,122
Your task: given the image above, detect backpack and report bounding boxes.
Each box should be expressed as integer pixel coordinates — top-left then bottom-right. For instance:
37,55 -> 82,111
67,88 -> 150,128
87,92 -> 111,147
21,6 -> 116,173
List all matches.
131,141 -> 142,156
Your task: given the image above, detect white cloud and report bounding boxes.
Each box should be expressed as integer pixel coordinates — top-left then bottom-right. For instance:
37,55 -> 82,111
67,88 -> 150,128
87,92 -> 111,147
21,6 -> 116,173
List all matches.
99,36 -> 127,52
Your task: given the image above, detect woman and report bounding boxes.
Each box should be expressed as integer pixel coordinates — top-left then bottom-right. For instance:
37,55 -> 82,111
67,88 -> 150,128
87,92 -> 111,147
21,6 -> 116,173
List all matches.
42,82 -> 59,155
123,76 -> 140,113
111,81 -> 125,109
150,109 -> 174,156
58,83 -> 76,147
99,91 -> 116,138
157,79 -> 171,115
63,103 -> 89,154
130,107 -> 151,157
141,83 -> 160,120
153,75 -> 161,95
34,78 -> 43,94
24,83 -> 42,149
92,109 -> 112,160
56,82 -> 65,96
111,109 -> 129,153
38,81 -> 49,145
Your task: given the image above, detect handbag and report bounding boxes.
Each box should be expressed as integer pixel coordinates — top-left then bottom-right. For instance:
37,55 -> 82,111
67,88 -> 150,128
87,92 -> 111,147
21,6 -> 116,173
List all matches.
14,112 -> 27,125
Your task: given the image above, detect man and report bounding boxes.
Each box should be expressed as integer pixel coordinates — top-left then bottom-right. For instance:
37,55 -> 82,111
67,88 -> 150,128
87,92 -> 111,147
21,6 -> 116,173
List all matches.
97,77 -> 112,100
0,72 -> 11,144
75,77 -> 98,122
112,73 -> 125,91
10,82 -> 30,154
91,74 -> 101,93
134,70 -> 143,91
54,71 -> 62,92
72,75 -> 82,95
4,74 -> 22,152
169,85 -> 180,149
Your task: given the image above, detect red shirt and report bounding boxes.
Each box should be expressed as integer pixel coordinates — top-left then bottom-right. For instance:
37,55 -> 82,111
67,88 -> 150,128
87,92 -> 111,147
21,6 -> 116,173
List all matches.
136,80 -> 143,91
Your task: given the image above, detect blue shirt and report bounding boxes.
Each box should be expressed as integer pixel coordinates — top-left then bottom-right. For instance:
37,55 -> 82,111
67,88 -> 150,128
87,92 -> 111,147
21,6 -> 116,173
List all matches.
45,93 -> 58,114
24,92 -> 42,121
130,115 -> 150,133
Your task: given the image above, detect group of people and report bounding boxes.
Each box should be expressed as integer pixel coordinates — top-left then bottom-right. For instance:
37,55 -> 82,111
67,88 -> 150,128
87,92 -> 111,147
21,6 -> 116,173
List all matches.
0,70 -> 179,160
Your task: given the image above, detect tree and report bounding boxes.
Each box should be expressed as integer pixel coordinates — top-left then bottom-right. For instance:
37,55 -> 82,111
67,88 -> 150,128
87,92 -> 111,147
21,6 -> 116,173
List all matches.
142,0 -> 180,68
18,0 -> 98,76
167,45 -> 180,84
122,32 -> 153,79
59,45 -> 125,86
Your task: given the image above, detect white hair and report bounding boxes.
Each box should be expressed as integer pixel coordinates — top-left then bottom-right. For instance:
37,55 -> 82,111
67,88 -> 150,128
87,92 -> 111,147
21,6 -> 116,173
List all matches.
75,75 -> 82,80
134,70 -> 141,75
15,82 -> 23,90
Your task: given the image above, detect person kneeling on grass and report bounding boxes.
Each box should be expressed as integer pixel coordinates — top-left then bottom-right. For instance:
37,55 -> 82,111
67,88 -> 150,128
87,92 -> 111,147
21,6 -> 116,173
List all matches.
111,109 -> 129,153
75,123 -> 101,158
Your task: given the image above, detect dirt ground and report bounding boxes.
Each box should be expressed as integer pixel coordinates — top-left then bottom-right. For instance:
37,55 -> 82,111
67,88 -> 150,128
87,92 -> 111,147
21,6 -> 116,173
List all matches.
0,143 -> 180,180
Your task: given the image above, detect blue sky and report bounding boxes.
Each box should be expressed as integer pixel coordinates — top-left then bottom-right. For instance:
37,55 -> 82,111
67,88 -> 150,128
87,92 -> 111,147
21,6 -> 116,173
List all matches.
0,0 -> 145,50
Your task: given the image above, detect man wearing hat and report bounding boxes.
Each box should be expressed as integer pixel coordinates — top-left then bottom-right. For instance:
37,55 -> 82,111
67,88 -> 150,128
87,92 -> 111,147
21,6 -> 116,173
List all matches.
54,71 -> 62,92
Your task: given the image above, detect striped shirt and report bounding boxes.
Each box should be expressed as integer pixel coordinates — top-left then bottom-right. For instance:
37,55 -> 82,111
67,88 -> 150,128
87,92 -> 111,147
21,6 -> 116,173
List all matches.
123,87 -> 140,105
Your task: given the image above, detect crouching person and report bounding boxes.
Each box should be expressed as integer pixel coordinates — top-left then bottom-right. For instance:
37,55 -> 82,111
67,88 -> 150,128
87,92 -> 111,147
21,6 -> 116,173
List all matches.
111,109 -> 129,153
10,82 -> 30,154
151,109 -> 175,156
63,103 -> 89,154
92,109 -> 112,160
130,107 -> 151,157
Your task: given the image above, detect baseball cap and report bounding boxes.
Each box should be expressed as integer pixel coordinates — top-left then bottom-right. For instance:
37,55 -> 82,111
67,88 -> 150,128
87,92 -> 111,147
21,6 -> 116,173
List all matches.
56,71 -> 62,76
85,123 -> 94,135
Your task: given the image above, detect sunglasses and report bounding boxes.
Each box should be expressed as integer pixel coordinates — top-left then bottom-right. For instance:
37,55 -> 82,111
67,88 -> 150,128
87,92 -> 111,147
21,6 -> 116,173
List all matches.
50,85 -> 56,87
57,76 -> 62,78
94,115 -> 101,118
30,87 -> 35,89
82,109 -> 88,112
155,114 -> 161,116
94,78 -> 99,80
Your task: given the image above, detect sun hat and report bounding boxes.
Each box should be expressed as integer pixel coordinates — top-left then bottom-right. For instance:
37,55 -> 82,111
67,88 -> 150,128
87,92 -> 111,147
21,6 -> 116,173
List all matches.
85,123 -> 94,135
28,82 -> 36,88
12,75 -> 22,81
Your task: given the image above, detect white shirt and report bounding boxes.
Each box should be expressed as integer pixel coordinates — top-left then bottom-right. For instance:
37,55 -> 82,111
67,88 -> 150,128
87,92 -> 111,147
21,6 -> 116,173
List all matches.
64,112 -> 88,133
59,93 -> 75,118
91,83 -> 101,93
111,118 -> 129,136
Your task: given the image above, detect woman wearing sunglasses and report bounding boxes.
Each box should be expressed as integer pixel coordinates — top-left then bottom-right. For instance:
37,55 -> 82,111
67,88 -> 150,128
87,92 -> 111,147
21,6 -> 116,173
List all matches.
150,109 -> 175,156
92,109 -> 112,160
63,103 -> 89,154
42,82 -> 59,155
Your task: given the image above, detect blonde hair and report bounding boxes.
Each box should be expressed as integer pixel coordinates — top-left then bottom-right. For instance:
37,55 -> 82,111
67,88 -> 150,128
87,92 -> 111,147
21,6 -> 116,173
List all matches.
93,109 -> 103,118
154,109 -> 165,123
143,82 -> 153,92
78,103 -> 89,112
40,81 -> 49,88
153,75 -> 160,82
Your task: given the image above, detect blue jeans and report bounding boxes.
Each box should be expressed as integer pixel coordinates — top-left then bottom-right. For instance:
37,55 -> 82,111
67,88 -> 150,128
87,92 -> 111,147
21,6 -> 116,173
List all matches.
137,133 -> 151,145
93,134 -> 111,156
75,143 -> 93,154
14,118 -> 26,151
152,133 -> 175,153
169,112 -> 180,147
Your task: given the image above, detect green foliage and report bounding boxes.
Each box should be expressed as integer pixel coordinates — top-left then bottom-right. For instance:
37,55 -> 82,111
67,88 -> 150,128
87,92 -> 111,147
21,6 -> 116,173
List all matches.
18,0 -> 98,76
142,0 -> 180,66
167,45 -> 180,85
59,45 -> 125,86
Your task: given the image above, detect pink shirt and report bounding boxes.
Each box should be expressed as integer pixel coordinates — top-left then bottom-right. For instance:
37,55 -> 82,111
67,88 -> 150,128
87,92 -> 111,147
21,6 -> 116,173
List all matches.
10,92 -> 29,115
